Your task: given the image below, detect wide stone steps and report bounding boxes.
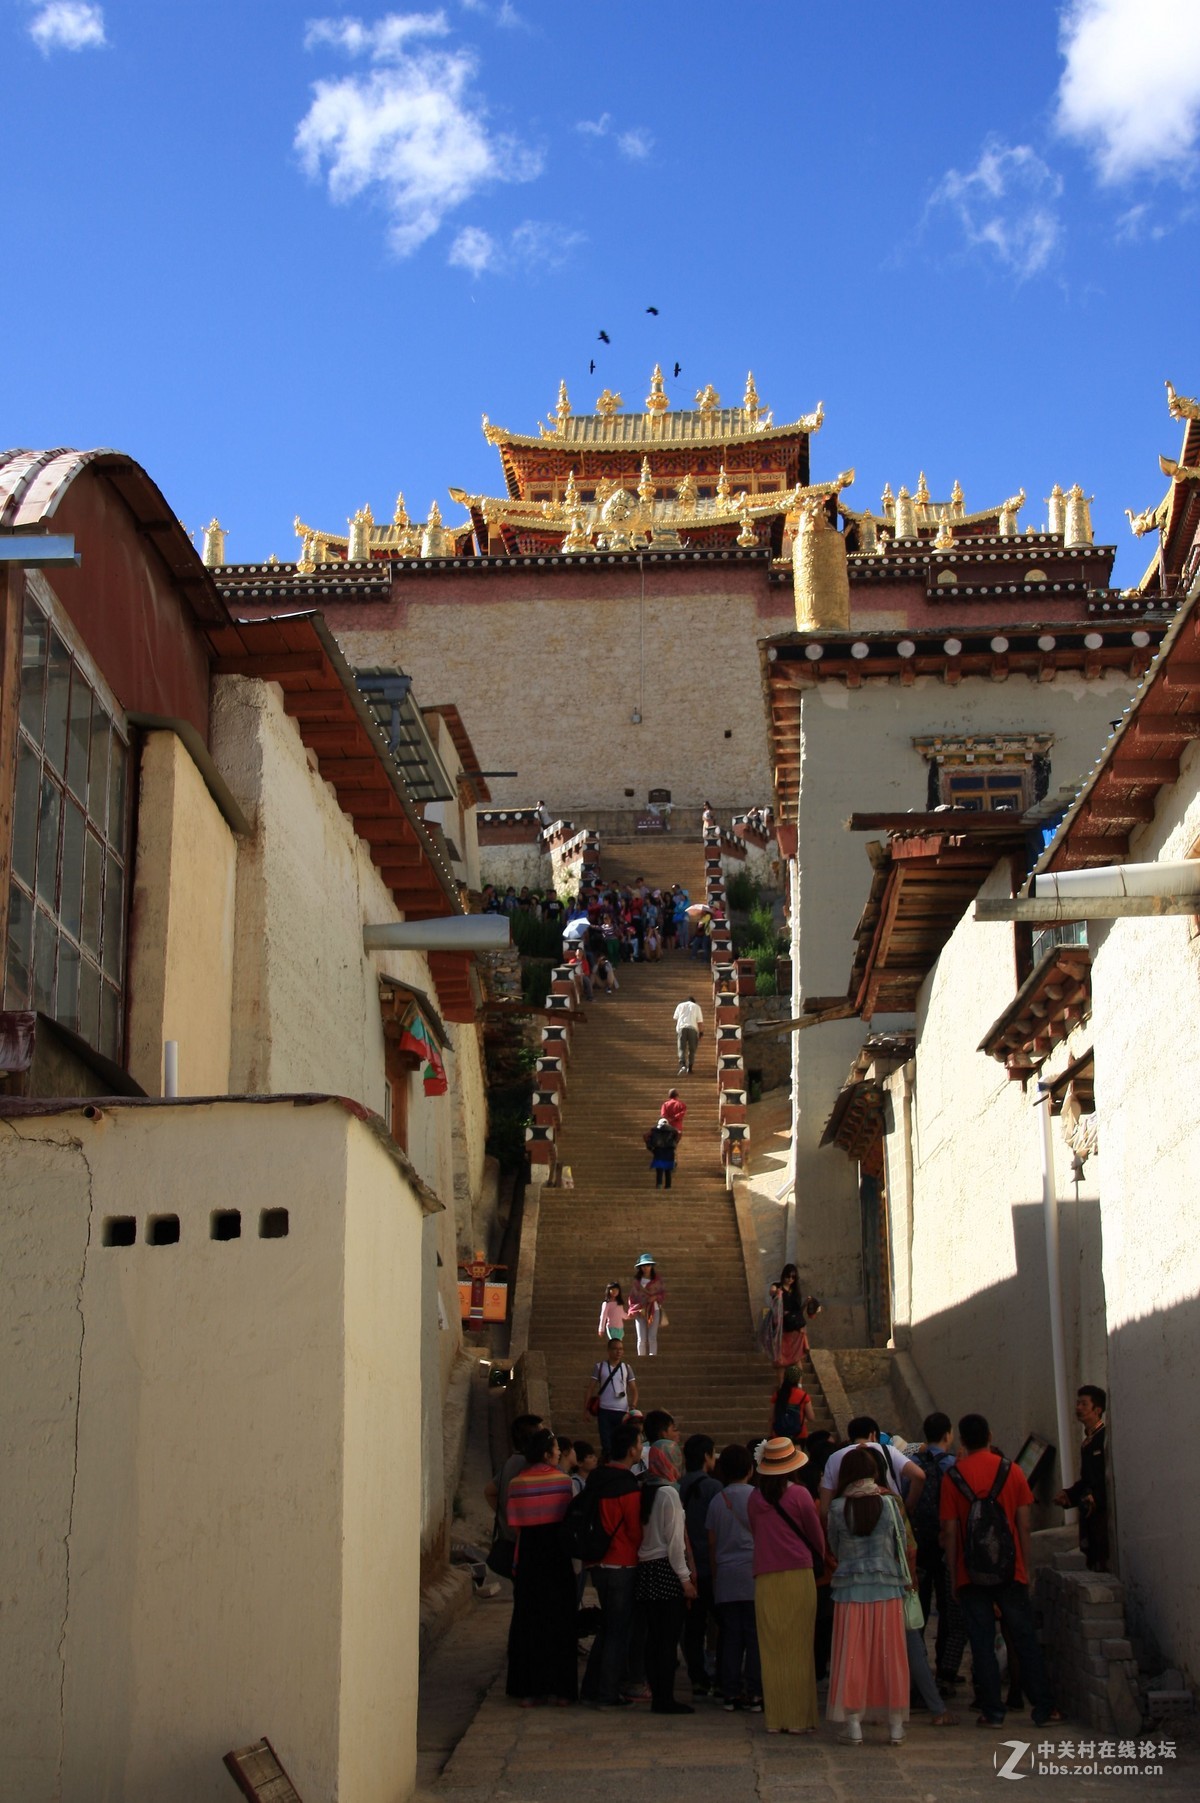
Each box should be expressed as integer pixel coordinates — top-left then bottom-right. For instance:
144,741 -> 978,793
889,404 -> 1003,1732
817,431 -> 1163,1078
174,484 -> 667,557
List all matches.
526,924 -> 832,1451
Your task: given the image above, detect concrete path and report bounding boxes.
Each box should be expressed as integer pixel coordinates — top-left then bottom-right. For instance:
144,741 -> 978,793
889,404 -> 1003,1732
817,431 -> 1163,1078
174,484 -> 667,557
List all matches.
418,1639 -> 1198,1803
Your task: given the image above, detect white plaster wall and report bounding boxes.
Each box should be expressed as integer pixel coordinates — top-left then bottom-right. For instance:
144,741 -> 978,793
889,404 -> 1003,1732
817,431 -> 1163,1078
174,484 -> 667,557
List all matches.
1088,739 -> 1200,1680
903,861 -> 1108,1462
790,669 -> 1136,1339
126,731 -> 236,1097
1,1100 -> 427,1803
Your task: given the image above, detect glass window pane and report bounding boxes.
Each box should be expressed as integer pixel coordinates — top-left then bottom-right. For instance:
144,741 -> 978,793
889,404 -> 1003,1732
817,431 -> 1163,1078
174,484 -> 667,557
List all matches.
102,855 -> 125,980
108,736 -> 128,848
89,714 -> 110,834
12,738 -> 40,889
60,799 -> 86,941
57,939 -> 81,1033
4,883 -> 34,1009
81,830 -> 103,957
35,776 -> 61,907
19,599 -> 47,740
67,675 -> 93,803
33,907 -> 56,1012
78,957 -> 101,1049
44,633 -> 71,775
100,982 -> 121,1062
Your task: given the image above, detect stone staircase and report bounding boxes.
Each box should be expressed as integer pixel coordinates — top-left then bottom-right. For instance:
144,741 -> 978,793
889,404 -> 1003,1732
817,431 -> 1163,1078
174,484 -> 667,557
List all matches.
528,846 -> 832,1448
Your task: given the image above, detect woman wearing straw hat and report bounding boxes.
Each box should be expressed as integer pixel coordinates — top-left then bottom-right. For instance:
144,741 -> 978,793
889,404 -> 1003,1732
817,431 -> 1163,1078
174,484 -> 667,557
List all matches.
746,1437 -> 826,1734
628,1254 -> 666,1358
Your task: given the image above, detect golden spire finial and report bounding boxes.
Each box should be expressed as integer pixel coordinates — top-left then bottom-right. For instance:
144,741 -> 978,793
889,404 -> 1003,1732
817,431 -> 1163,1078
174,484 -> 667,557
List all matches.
555,379 -> 572,427
637,456 -> 656,506
915,471 -> 930,505
394,492 -> 409,527
881,482 -> 895,517
674,472 -> 699,513
735,493 -> 757,547
564,468 -> 580,510
694,383 -> 720,415
266,551 -> 280,566
950,478 -> 965,518
934,508 -> 954,551
743,371 -> 761,420
595,388 -> 623,418
645,365 -> 669,415
716,465 -> 732,505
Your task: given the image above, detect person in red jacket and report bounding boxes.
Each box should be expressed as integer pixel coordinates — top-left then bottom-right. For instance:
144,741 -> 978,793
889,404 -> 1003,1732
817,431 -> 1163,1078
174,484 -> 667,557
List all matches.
661,1088 -> 686,1163
580,1422 -> 645,1708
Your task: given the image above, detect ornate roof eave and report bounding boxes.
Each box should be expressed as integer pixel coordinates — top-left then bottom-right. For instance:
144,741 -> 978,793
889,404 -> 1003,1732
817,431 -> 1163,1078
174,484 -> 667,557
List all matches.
481,407 -> 824,454
838,495 -> 1024,531
446,473 -> 852,537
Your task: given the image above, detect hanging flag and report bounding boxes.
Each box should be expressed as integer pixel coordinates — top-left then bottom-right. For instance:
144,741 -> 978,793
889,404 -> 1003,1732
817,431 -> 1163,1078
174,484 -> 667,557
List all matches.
398,1010 -> 448,1096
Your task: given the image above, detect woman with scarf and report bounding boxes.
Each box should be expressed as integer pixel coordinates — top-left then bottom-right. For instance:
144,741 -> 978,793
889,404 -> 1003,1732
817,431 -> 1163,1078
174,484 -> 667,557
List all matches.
505,1428 -> 577,1706
759,1264 -> 810,1374
628,1254 -> 666,1358
824,1444 -> 911,1744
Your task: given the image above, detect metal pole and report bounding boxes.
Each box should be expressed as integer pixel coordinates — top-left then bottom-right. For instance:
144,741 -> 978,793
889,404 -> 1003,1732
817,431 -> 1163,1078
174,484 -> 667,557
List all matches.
164,1041 -> 179,1099
1037,1085 -> 1078,1494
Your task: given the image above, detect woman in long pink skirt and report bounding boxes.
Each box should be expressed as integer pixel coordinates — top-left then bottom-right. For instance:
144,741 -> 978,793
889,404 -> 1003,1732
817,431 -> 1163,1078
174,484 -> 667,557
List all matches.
824,1446 -> 911,1745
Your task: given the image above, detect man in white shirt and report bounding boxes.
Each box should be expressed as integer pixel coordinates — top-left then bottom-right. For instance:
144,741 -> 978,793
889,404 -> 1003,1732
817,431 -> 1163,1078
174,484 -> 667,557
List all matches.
818,1414 -> 926,1521
673,996 -> 704,1074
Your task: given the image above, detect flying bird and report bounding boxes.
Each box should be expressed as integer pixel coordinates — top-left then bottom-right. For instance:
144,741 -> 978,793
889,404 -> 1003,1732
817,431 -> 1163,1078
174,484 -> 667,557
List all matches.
598,329 -> 610,343
646,306 -> 659,315
673,362 -> 682,377
589,359 -> 596,374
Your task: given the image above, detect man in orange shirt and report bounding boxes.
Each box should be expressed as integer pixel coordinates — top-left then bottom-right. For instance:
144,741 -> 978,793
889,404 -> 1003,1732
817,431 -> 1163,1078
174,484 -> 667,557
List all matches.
940,1413 -> 1055,1728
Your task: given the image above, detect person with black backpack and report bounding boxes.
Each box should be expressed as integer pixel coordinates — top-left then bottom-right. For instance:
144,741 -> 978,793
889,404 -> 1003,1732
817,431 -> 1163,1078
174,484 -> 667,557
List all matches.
910,1412 -> 968,1691
940,1413 -> 1057,1728
768,1364 -> 814,1443
578,1421 -> 646,1709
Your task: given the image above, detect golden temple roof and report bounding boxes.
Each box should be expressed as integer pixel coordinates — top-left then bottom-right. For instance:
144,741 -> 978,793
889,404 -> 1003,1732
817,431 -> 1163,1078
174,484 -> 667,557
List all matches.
482,370 -> 822,450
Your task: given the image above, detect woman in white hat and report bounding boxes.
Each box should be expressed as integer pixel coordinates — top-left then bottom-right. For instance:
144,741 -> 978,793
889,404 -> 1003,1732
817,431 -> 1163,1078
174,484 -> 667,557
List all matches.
746,1437 -> 826,1734
628,1255 -> 666,1358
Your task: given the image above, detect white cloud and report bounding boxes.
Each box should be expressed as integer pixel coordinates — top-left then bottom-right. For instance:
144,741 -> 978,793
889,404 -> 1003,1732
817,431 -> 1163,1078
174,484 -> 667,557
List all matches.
1056,0 -> 1200,183
28,2 -> 106,53
448,224 -> 498,273
449,218 -> 585,276
928,139 -> 1064,278
296,11 -> 542,255
460,0 -> 525,24
617,127 -> 653,161
576,113 -> 611,138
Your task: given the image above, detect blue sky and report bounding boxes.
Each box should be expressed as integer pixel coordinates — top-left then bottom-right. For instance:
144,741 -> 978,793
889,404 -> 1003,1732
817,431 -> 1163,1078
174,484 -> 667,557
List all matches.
4,0 -> 1199,582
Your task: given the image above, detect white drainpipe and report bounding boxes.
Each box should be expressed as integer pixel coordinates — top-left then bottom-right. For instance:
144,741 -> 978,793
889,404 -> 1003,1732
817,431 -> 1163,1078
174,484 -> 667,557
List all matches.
1034,859 -> 1200,902
362,916 -> 511,952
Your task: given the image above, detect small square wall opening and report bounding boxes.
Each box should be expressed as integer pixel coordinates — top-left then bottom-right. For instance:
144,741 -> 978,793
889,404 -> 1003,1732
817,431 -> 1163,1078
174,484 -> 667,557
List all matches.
212,1210 -> 242,1242
103,1216 -> 136,1247
147,1215 -> 180,1246
260,1208 -> 289,1239
724,729 -> 733,739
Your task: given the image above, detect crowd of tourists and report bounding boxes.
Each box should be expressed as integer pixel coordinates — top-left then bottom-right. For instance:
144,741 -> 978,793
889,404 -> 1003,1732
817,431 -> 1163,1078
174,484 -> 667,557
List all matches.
485,1376 -> 1110,1740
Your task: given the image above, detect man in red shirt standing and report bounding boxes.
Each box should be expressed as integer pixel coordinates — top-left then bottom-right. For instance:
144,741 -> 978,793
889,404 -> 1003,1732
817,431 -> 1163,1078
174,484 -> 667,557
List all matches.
661,1087 -> 686,1147
940,1413 -> 1055,1728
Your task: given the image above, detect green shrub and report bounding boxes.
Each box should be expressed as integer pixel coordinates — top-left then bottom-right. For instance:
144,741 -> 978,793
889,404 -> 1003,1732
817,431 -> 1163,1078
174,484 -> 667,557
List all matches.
521,959 -> 553,1006
510,911 -> 564,960
755,969 -> 777,996
747,900 -> 777,947
487,1104 -> 532,1173
726,869 -> 760,912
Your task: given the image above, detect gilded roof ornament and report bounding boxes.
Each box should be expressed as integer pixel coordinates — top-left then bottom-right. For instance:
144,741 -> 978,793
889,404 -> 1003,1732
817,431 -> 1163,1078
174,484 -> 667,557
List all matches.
1125,503 -> 1163,537
1063,485 -> 1093,549
348,503 -> 374,562
554,380 -> 572,429
735,494 -> 757,547
915,471 -> 931,513
743,372 -> 761,421
798,401 -> 823,434
950,478 -> 965,518
201,518 -> 226,567
422,500 -> 451,558
893,486 -> 917,540
694,383 -> 720,414
637,456 -> 656,506
266,552 -> 280,566
394,492 -> 410,527
881,482 -> 895,518
645,365 -> 669,415
1159,454 -> 1200,482
675,472 -> 699,511
716,465 -> 732,504
1046,483 -> 1066,536
563,468 -> 581,511
933,508 -> 955,551
1166,380 -> 1200,422
595,388 -> 624,417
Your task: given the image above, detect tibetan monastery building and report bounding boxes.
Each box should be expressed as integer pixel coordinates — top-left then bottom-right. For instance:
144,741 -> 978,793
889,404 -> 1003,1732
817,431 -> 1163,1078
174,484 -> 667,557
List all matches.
210,369 -> 1145,829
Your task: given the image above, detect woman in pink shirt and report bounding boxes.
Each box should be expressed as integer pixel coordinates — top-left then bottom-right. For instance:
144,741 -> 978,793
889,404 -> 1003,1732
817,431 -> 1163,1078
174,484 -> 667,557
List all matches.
597,1281 -> 628,1343
747,1436 -> 827,1734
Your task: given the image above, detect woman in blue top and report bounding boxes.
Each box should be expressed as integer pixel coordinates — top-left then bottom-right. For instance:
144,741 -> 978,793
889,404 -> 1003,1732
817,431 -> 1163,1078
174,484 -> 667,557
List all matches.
824,1445 -> 910,1745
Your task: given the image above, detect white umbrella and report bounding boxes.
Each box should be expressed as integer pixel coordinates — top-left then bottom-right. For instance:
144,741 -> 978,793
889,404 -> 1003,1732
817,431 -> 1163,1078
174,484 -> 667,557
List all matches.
563,918 -> 589,942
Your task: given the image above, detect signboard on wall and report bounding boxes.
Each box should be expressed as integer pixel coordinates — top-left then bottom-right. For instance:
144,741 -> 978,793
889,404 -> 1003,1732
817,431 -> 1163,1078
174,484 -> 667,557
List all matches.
635,813 -> 669,833
648,788 -> 671,803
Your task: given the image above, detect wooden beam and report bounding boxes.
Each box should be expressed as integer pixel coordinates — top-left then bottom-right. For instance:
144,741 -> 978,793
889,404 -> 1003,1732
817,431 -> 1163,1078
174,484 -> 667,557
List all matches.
976,895 -> 1199,922
1131,714 -> 1200,740
300,725 -> 363,754
1160,664 -> 1200,690
283,691 -> 356,720
213,651 -> 326,678
1108,757 -> 1179,783
1084,795 -> 1156,823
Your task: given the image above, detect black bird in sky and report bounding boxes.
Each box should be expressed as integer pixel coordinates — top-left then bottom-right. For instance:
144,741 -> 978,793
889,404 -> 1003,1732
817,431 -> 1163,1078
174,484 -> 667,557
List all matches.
646,306 -> 659,315
673,362 -> 682,377
597,329 -> 610,343
589,359 -> 596,374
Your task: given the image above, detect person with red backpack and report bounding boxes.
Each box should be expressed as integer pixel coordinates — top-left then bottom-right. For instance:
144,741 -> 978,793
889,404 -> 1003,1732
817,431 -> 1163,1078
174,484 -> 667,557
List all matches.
940,1412 -> 1057,1728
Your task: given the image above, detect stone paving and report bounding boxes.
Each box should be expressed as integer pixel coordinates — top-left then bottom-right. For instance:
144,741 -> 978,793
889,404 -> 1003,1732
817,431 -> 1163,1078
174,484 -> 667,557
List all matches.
417,1596 -> 1199,1803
